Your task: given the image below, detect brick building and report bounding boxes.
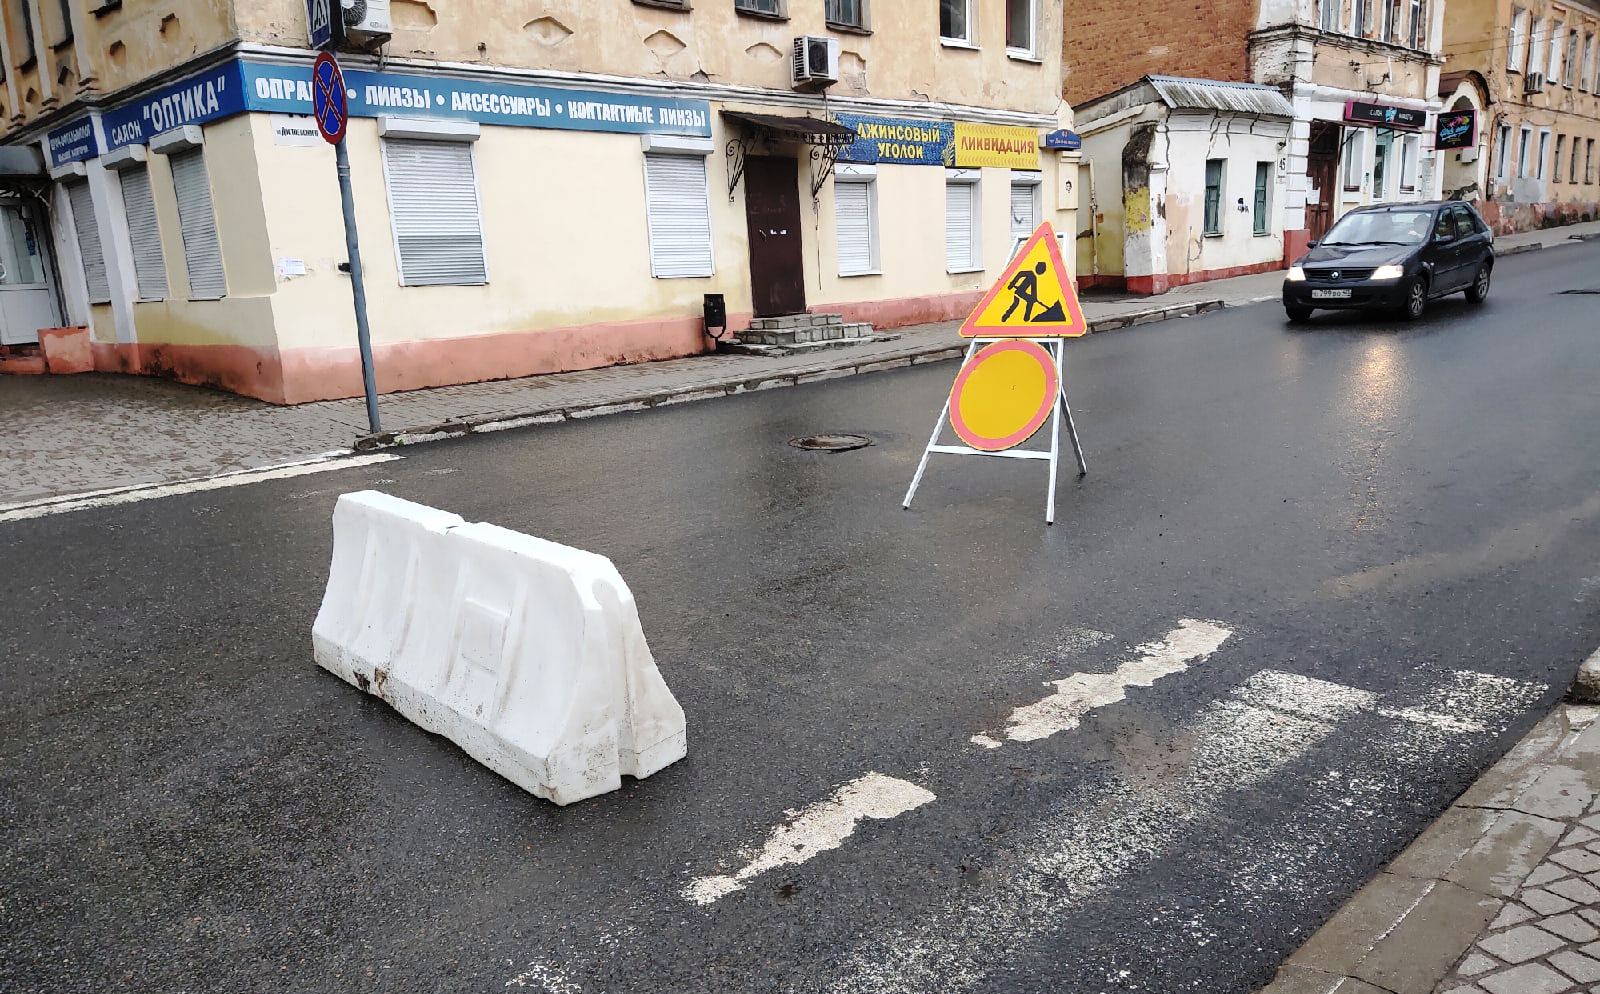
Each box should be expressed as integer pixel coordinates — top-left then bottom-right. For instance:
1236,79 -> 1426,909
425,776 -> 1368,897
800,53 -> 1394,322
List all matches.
1066,0 -> 1448,292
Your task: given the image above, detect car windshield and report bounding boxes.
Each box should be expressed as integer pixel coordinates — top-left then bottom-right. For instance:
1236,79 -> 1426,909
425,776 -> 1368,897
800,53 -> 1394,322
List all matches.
1322,210 -> 1435,247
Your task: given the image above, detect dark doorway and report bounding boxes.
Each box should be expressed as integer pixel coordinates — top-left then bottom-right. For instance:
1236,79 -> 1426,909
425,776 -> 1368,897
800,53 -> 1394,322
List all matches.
743,156 -> 806,317
1307,122 -> 1339,243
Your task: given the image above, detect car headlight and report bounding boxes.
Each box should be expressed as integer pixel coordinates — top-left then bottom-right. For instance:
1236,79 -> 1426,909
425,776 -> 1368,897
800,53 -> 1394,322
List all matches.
1371,264 -> 1406,281
1286,265 -> 1306,282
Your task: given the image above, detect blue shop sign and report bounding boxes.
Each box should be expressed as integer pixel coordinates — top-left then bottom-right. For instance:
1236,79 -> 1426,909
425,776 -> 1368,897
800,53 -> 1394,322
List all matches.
45,117 -> 100,168
835,113 -> 952,165
102,61 -> 247,152
241,61 -> 712,137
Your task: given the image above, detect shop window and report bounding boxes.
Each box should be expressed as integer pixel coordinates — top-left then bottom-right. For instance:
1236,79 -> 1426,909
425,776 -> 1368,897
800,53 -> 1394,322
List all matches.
65,179 -> 108,303
834,170 -> 877,276
381,139 -> 486,287
945,172 -> 980,272
1005,0 -> 1036,56
643,152 -> 714,279
825,0 -> 866,29
1253,162 -> 1271,235
168,148 -> 226,299
1399,135 -> 1418,191
119,164 -> 167,301
1342,129 -> 1364,190
1509,8 -> 1528,71
1555,135 -> 1567,182
940,0 -> 973,45
1009,175 -> 1039,245
1203,159 -> 1224,235
733,0 -> 785,19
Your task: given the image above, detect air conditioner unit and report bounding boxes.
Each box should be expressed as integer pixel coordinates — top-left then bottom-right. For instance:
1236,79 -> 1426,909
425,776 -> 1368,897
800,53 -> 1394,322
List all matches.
1524,71 -> 1545,93
792,36 -> 840,91
341,0 -> 392,48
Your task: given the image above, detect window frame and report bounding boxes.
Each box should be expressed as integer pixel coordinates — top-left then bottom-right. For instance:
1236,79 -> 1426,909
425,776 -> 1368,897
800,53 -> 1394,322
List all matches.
642,148 -> 716,280
16,0 -> 37,66
1548,21 -> 1563,83
65,178 -> 109,304
632,0 -> 690,9
1588,138 -> 1596,185
824,0 -> 869,31
1571,134 -> 1582,183
1530,17 -> 1547,76
834,165 -> 879,277
1583,32 -> 1595,91
1005,0 -> 1038,58
1517,125 -> 1532,177
944,169 -> 982,274
1320,0 -> 1342,32
1509,8 -> 1527,71
1008,172 -> 1042,247
1536,129 -> 1551,180
117,163 -> 168,302
939,0 -> 976,47
1399,134 -> 1418,192
1203,158 -> 1225,236
1342,129 -> 1364,191
1354,0 -> 1372,36
1565,29 -> 1580,86
380,136 -> 490,288
1408,0 -> 1426,48
1386,0 -> 1405,43
1496,123 -> 1512,181
1555,134 -> 1567,182
1252,161 -> 1272,236
733,0 -> 786,20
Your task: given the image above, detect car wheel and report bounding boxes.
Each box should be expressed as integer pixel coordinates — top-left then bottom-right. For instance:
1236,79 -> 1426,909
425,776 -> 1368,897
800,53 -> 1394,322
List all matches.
1401,275 -> 1428,321
1285,305 -> 1314,323
1466,263 -> 1491,304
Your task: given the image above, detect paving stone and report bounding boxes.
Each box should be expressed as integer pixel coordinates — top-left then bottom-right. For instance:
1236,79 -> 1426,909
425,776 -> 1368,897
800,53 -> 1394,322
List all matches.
1528,863 -> 1574,887
1347,879 -> 1502,994
1524,888 -> 1581,915
1254,964 -> 1395,994
1579,908 -> 1600,928
1459,711 -> 1591,810
1446,811 -> 1567,898
1543,912 -> 1600,942
1554,849 -> 1600,874
1585,939 -> 1600,958
1478,925 -> 1566,964
1458,951 -> 1501,977
1551,950 -> 1600,983
1478,961 -> 1576,994
1391,807 -> 1499,882
1492,903 -> 1536,929
1439,986 -> 1487,994
1566,827 -> 1600,847
1513,766 -> 1597,820
1549,877 -> 1600,904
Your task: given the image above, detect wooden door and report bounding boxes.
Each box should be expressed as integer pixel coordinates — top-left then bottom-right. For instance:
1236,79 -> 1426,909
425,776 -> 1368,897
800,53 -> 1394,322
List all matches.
1306,122 -> 1339,243
743,156 -> 806,317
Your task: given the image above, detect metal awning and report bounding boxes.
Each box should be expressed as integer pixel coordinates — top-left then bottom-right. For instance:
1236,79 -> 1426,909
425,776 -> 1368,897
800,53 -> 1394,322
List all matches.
0,146 -> 46,178
720,111 -> 857,147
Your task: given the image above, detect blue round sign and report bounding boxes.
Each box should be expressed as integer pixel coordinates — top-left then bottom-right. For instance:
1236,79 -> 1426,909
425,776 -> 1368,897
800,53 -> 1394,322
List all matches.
312,51 -> 347,145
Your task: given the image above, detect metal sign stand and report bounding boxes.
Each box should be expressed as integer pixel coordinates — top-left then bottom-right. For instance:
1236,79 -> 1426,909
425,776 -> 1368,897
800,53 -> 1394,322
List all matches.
902,337 -> 1088,525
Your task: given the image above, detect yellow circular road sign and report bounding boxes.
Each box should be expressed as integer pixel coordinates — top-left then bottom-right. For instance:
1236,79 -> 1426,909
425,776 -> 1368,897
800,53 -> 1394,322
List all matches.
948,340 -> 1060,452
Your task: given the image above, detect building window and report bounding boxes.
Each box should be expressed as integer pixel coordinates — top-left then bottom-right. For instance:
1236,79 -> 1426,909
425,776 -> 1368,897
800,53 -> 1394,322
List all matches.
1548,22 -> 1563,82
1530,18 -> 1546,76
1252,162 -> 1271,235
1320,0 -> 1341,31
1536,130 -> 1551,180
945,172 -> 980,272
1408,0 -> 1426,48
1005,0 -> 1036,55
634,0 -> 689,7
53,0 -> 72,44
733,0 -> 785,18
65,180 -> 108,303
1354,0 -> 1371,36
168,148 -> 227,299
1571,135 -> 1582,183
940,0 -> 973,44
119,165 -> 168,302
1555,135 -> 1566,182
1203,159 -> 1224,235
643,152 -> 714,279
1517,126 -> 1532,177
382,139 -> 487,287
1566,29 -> 1580,85
1342,129 -> 1364,189
825,0 -> 866,29
1509,8 -> 1527,70
1587,139 -> 1596,185
1496,124 -> 1512,181
1399,135 -> 1418,191
1385,0 -> 1404,43
1009,174 -> 1040,245
835,170 -> 877,276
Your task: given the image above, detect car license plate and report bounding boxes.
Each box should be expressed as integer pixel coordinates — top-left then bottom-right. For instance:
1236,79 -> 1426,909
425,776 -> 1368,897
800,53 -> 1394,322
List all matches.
1311,289 -> 1353,300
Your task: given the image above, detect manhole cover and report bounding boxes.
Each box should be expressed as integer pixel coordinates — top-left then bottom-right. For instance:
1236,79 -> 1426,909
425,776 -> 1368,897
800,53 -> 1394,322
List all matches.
789,433 -> 873,452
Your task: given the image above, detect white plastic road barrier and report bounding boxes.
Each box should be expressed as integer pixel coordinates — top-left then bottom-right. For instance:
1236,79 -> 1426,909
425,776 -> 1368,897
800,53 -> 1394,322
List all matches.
312,491 -> 687,806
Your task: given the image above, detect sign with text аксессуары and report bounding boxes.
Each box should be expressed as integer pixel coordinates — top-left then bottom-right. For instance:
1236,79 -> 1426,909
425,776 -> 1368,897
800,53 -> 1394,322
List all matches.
834,114 -> 952,165
45,118 -> 100,169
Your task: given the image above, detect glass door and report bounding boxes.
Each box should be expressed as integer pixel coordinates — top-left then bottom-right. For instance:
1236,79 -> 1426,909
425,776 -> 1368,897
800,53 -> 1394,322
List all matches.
0,198 -> 61,346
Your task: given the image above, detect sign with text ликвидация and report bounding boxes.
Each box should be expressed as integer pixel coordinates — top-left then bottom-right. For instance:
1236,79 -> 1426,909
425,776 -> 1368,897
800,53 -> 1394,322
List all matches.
952,123 -> 1040,169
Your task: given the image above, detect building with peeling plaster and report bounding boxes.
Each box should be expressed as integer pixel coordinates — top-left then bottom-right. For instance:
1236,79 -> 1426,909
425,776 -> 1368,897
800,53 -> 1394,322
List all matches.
0,1 -> 1077,403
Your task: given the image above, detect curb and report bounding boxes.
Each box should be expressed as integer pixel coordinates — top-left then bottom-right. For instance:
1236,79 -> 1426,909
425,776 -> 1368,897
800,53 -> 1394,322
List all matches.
1571,647 -> 1600,704
355,298 -> 1232,450
1496,242 -> 1546,258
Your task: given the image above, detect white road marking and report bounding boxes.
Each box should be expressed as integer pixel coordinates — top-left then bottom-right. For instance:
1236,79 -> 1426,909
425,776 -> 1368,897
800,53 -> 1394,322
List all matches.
970,619 -> 1232,748
0,453 -> 401,522
683,773 -> 936,906
504,959 -> 581,991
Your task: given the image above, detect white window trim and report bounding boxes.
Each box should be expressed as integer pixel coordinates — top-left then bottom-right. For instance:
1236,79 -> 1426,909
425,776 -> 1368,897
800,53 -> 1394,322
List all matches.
1342,128 -> 1365,190
642,148 -> 716,279
149,126 -> 203,155
378,117 -> 481,143
1518,125 -> 1533,177
102,145 -> 148,172
1009,170 -> 1042,243
1005,0 -> 1039,59
834,165 -> 879,277
939,0 -> 976,45
380,138 -> 491,287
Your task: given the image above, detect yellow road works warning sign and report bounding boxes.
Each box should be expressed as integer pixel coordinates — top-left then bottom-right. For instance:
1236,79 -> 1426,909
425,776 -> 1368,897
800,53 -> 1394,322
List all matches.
959,222 -> 1088,339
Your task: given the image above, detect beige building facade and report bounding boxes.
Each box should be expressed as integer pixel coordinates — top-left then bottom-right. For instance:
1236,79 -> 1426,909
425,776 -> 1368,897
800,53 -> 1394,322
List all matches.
0,1 -> 1077,403
1441,0 -> 1600,232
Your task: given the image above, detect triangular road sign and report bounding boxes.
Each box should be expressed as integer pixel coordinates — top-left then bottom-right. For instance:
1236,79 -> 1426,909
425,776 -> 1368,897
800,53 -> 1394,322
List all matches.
959,222 -> 1088,339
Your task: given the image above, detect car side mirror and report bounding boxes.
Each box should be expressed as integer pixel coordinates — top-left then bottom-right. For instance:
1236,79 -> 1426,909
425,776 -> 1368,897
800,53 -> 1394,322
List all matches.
1306,240 -> 1318,249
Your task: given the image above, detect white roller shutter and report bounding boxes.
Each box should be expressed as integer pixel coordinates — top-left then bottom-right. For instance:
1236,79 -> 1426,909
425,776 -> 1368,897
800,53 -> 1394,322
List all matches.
120,165 -> 168,302
643,153 -> 714,278
66,180 -> 110,304
383,139 -> 487,286
946,180 -> 978,271
1010,181 -> 1038,241
169,148 -> 226,299
835,180 -> 874,275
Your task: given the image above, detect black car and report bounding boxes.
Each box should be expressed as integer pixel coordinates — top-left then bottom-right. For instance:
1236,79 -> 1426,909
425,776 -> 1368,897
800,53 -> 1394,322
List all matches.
1283,201 -> 1495,322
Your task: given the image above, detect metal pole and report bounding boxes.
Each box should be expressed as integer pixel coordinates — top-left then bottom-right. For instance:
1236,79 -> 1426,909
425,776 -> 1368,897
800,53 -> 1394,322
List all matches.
903,340 -> 981,511
1060,368 -> 1088,477
1045,339 -> 1063,525
335,134 -> 381,434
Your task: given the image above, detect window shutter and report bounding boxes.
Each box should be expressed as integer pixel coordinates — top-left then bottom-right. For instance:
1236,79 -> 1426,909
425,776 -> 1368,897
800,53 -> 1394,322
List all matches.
1009,182 -> 1037,240
66,180 -> 110,304
383,139 -> 487,286
946,182 -> 975,270
643,153 -> 714,278
120,166 -> 168,302
835,180 -> 873,275
169,148 -> 226,299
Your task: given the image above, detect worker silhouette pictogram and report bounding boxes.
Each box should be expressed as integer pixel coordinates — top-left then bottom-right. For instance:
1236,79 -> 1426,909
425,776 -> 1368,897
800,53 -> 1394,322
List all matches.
1002,261 -> 1068,324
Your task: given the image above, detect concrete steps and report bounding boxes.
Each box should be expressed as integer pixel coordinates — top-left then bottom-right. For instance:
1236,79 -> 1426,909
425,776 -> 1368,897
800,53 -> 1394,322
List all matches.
726,312 -> 892,357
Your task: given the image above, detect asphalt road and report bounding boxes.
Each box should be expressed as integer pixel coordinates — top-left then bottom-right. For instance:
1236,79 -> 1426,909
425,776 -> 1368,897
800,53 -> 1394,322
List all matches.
5,241 -> 1600,994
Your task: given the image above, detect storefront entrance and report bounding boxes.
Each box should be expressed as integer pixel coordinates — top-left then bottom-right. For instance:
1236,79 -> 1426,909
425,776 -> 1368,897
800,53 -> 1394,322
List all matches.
742,156 -> 806,318
0,197 -> 60,346
1306,122 -> 1340,243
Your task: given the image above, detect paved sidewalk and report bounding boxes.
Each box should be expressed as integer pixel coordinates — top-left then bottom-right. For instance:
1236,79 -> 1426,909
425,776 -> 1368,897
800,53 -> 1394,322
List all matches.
4,219 -> 1597,506
1258,665 -> 1600,994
